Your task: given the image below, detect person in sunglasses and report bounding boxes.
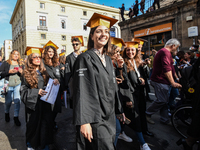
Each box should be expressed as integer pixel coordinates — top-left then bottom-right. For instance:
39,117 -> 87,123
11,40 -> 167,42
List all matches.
65,36 -> 84,108
20,47 -> 53,150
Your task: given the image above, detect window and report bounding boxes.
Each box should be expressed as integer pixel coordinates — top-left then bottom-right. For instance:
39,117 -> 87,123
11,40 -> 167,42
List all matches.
61,20 -> 66,29
62,45 -> 66,50
84,37 -> 88,44
62,35 -> 66,40
61,6 -> 65,12
22,35 -> 24,41
40,3 -> 45,9
112,16 -> 116,19
83,11 -> 87,16
41,34 -> 46,39
21,15 -> 24,28
39,16 -> 46,26
83,23 -> 87,31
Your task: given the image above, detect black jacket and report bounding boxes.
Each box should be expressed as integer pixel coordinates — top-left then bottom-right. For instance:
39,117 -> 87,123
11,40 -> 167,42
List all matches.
0,61 -> 22,81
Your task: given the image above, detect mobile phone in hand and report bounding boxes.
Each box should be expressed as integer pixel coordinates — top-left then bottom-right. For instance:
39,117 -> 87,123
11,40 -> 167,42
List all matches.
14,67 -> 19,71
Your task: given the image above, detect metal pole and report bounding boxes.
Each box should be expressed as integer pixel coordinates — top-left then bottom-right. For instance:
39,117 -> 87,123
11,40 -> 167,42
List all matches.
148,36 -> 150,55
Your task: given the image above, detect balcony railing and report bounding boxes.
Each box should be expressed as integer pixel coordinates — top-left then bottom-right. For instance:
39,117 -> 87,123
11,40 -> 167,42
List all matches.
37,26 -> 48,31
119,0 -> 183,21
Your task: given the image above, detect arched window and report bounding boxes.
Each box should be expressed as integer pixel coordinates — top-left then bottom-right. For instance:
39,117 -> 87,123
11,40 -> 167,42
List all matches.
83,23 -> 87,31
61,20 -> 66,29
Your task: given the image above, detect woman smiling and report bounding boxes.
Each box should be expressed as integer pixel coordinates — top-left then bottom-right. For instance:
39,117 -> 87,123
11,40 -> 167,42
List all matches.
73,13 -> 123,150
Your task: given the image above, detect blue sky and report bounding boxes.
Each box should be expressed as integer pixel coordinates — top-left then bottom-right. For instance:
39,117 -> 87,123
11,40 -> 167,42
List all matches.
0,0 -> 138,47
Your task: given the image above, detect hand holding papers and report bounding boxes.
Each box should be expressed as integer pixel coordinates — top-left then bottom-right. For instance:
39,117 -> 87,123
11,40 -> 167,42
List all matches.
40,78 -> 60,104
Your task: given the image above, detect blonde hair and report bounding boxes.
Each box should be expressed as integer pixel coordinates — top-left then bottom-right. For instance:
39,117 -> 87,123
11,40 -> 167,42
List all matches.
7,50 -> 22,65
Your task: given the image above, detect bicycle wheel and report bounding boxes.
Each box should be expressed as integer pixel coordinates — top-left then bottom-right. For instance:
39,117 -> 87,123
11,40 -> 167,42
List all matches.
171,104 -> 192,138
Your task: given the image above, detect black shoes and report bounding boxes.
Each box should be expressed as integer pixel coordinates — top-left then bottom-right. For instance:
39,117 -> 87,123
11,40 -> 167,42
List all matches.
143,131 -> 154,137
14,117 -> 21,126
5,113 -> 10,122
176,138 -> 192,150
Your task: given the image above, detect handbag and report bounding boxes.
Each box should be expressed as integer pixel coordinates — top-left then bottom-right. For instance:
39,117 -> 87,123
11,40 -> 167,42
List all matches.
1,80 -> 9,95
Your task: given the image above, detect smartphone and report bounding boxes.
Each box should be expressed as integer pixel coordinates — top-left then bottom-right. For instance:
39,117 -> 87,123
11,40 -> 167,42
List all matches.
14,67 -> 19,71
116,114 -> 131,125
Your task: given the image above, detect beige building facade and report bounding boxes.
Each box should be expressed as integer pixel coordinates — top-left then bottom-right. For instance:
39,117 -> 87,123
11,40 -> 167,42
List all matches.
10,0 -> 121,57
3,40 -> 12,60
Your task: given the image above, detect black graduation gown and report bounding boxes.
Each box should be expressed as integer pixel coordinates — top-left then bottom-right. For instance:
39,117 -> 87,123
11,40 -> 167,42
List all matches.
44,64 -> 62,113
187,57 -> 200,138
127,70 -> 142,132
115,63 -> 134,106
59,63 -> 66,91
73,49 -> 122,150
65,52 -> 76,86
20,73 -> 53,149
137,65 -> 149,133
65,52 -> 77,108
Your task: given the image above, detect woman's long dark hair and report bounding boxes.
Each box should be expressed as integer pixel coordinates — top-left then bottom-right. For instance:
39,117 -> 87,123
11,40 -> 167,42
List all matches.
43,46 -> 58,67
122,47 -> 141,72
59,55 -> 66,64
87,26 -> 111,53
23,53 -> 49,88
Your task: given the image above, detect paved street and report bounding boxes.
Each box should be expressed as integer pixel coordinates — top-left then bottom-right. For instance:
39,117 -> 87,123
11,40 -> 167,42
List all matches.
0,87 -> 189,150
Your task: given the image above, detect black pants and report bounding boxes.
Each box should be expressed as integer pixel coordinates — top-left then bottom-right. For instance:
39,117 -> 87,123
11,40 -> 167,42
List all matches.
153,0 -> 160,10
121,13 -> 125,21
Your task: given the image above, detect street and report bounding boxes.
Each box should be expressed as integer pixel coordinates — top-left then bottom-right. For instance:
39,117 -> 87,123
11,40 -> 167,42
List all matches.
0,85 -> 192,150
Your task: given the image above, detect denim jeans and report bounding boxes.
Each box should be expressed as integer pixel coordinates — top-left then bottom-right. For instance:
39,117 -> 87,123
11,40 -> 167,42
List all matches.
5,83 -> 21,117
114,117 -> 121,146
0,78 -> 4,98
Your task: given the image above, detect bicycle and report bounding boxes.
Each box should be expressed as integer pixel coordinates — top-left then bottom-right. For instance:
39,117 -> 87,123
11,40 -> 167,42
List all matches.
171,103 -> 192,138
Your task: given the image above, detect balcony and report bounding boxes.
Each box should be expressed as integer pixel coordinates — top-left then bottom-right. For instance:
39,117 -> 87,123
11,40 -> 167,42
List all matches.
37,26 -> 48,31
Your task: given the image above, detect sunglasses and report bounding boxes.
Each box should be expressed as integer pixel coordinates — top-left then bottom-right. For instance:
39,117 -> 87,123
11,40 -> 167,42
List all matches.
72,43 -> 79,47
32,56 -> 41,59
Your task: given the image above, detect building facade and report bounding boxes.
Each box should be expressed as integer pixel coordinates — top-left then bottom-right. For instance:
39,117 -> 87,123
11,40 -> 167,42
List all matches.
10,0 -> 121,57
119,0 -> 200,52
3,40 -> 12,60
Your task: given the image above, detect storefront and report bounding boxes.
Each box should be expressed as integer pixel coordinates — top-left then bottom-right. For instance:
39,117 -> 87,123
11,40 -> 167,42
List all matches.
134,23 -> 172,52
119,0 -> 200,53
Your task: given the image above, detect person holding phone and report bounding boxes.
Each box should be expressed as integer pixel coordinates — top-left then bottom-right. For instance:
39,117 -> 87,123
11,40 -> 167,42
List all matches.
0,49 -> 22,126
73,13 -> 123,150
20,47 -> 53,150
123,42 -> 151,150
107,37 -> 133,145
43,41 -> 63,131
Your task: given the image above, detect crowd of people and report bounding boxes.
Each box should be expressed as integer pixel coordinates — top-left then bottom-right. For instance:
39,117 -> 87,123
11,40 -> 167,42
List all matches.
0,12 -> 200,150
119,0 -> 161,21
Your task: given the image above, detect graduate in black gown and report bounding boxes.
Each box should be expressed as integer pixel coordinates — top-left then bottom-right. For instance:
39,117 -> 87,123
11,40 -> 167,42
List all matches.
73,13 -> 123,150
59,52 -> 66,92
123,42 -> 151,150
108,37 -> 133,145
65,36 -> 84,108
43,41 -> 63,130
20,47 -> 53,150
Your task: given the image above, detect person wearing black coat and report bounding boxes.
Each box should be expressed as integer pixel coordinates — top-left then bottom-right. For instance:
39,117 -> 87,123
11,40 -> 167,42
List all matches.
177,57 -> 200,150
20,50 -> 54,150
0,49 -> 23,126
133,0 -> 139,17
123,45 -> 151,150
65,37 -> 83,108
43,44 -> 64,130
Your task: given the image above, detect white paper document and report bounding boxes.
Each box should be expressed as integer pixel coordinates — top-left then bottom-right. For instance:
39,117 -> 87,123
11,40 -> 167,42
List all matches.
40,78 -> 60,104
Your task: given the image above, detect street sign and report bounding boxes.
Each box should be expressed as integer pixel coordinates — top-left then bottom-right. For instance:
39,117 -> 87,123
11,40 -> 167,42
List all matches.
188,26 -> 198,37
